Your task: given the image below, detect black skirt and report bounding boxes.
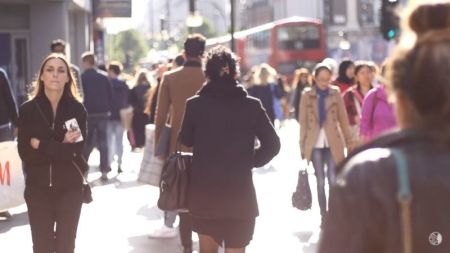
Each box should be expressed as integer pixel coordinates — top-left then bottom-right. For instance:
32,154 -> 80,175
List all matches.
191,216 -> 256,248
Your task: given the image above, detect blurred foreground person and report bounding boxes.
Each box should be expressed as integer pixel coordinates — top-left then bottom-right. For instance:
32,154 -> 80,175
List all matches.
319,3 -> 450,253
180,46 -> 280,253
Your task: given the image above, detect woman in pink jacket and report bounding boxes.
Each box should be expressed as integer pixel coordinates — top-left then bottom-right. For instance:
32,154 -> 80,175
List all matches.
359,84 -> 397,142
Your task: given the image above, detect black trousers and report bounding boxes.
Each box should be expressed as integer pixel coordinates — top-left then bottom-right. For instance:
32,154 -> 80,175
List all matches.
25,187 -> 83,253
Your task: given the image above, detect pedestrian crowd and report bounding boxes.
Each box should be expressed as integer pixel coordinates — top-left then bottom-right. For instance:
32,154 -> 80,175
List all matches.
1,2 -> 449,253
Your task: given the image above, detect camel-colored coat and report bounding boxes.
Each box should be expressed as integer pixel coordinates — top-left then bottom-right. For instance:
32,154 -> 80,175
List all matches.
299,85 -> 355,164
154,62 -> 206,154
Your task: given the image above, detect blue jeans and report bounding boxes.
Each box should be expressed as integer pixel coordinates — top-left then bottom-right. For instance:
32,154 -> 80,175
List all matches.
107,120 -> 124,166
311,148 -> 336,217
84,115 -> 110,172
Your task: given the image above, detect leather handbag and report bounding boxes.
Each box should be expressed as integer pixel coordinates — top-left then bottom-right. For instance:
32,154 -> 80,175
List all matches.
72,156 -> 93,204
292,166 -> 312,210
157,141 -> 192,212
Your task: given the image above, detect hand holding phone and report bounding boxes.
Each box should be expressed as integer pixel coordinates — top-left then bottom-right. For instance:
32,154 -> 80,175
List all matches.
64,118 -> 83,143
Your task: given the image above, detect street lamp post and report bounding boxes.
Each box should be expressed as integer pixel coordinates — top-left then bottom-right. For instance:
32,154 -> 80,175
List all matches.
187,0 -> 203,33
230,0 -> 235,52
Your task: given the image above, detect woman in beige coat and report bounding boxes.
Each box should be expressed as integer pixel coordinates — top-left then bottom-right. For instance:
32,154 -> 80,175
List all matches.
299,63 -> 354,223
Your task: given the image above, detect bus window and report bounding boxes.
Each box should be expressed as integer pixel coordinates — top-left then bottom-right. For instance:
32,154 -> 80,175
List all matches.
277,24 -> 321,50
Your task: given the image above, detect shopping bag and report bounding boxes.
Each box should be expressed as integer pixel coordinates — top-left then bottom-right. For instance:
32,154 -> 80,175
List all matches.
138,124 -> 164,186
0,141 -> 25,211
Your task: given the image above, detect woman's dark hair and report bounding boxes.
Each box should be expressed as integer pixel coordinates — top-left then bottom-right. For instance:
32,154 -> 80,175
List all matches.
204,45 -> 238,81
337,60 -> 354,84
387,2 -> 450,131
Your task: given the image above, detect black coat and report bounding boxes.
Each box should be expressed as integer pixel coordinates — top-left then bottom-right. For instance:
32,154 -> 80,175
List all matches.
17,94 -> 87,190
319,130 -> 450,253
179,80 -> 280,219
0,68 -> 18,126
81,68 -> 112,115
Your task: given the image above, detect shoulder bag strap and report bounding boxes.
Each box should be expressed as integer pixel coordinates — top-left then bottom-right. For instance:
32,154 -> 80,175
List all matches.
391,148 -> 413,253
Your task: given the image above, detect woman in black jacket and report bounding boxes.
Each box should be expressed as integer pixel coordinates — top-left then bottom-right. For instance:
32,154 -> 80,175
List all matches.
319,3 -> 450,253
18,53 -> 87,253
179,46 -> 280,253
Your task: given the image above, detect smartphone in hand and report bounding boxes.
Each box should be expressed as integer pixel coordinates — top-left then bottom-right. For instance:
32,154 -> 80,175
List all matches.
65,118 -> 83,142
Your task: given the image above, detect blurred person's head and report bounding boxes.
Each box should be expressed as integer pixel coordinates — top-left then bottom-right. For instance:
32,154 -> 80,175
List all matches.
108,61 -> 123,78
387,2 -> 450,131
81,51 -> 96,70
204,45 -> 238,82
173,54 -> 186,68
337,60 -> 355,84
135,70 -> 150,86
32,53 -> 81,101
322,58 -> 338,79
292,68 -> 311,88
256,63 -> 277,85
354,61 -> 372,88
367,61 -> 379,85
184,34 -> 206,59
50,39 -> 66,54
313,63 -> 332,90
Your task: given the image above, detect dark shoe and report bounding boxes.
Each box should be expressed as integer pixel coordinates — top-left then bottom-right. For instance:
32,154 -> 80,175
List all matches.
117,166 -> 123,174
0,211 -> 12,220
100,172 -> 108,182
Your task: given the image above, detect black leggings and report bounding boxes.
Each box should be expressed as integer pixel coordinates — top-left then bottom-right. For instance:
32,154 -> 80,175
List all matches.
25,187 -> 83,253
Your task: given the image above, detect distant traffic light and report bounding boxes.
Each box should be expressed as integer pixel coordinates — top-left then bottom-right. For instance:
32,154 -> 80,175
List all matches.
380,0 -> 399,41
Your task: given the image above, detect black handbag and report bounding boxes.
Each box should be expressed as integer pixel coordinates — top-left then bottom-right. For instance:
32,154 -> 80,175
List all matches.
72,156 -> 93,204
157,142 -> 192,212
292,167 -> 312,210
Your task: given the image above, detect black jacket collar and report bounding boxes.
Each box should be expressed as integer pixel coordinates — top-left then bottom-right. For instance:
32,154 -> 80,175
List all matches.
198,80 -> 247,99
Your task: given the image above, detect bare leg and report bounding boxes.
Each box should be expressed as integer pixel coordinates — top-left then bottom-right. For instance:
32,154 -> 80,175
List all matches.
225,248 -> 245,253
199,234 -> 219,253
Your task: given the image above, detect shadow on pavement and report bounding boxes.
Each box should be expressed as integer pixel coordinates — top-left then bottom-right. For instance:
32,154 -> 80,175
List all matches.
128,234 -> 182,253
253,164 -> 277,174
0,211 -> 28,233
137,204 -> 164,221
293,230 -> 313,243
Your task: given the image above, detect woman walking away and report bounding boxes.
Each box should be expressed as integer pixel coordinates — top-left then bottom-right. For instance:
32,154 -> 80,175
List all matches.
319,3 -> 450,253
247,63 -> 278,125
179,46 -> 280,253
129,70 -> 151,150
17,53 -> 87,253
299,63 -> 355,226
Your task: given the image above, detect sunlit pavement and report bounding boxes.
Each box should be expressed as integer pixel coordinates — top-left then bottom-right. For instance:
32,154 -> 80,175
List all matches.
0,120 -> 323,252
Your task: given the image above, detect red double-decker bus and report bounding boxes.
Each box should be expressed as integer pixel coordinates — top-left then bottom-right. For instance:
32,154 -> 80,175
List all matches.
206,16 -> 326,79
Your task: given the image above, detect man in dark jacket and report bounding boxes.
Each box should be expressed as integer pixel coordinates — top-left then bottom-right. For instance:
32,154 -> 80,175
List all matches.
107,61 -> 129,174
81,52 -> 113,181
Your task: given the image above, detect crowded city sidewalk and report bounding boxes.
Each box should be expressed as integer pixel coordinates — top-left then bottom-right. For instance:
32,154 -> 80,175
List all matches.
0,120 -> 322,253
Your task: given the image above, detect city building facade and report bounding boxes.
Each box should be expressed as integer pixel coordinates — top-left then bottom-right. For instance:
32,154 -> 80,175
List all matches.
0,0 -> 92,102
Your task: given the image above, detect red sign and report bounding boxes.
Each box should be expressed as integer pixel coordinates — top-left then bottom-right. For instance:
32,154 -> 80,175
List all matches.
0,161 -> 11,186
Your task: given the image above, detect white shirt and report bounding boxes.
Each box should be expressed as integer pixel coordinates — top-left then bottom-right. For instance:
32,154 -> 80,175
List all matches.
314,128 -> 329,148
